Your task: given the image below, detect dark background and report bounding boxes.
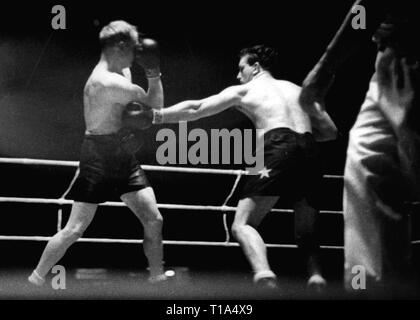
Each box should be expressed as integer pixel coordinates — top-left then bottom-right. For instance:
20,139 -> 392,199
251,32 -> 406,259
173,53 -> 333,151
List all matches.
0,0 -> 419,286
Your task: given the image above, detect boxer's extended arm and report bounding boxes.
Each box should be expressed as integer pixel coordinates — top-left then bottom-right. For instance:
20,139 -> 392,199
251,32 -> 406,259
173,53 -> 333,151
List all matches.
154,86 -> 246,124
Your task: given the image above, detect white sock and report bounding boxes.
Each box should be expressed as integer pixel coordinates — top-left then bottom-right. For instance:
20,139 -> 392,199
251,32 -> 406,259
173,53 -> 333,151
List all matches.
28,270 -> 45,286
253,270 -> 277,283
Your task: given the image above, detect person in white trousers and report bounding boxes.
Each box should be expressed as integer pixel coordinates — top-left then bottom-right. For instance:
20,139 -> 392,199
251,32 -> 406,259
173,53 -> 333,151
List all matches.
299,0 -> 420,292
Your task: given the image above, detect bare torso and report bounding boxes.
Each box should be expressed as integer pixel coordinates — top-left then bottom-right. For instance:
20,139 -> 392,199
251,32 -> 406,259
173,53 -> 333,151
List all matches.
84,64 -> 132,135
236,74 -> 312,140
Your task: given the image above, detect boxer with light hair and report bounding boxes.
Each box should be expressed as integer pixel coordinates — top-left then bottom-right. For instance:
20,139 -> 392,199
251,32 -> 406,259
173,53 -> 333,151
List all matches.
28,20 -> 167,285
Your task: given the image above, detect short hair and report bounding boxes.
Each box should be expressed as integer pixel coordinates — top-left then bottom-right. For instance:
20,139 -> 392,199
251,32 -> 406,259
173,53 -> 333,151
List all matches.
239,45 -> 279,73
99,20 -> 139,49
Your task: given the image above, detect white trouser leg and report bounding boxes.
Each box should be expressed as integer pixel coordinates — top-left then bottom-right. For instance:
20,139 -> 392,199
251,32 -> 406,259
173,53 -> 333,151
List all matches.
343,78 -> 411,290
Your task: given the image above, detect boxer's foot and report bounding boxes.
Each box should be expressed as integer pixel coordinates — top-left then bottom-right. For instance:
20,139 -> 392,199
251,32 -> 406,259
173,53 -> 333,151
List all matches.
28,270 -> 45,286
254,270 -> 278,290
255,277 -> 279,290
307,274 -> 327,292
148,273 -> 168,283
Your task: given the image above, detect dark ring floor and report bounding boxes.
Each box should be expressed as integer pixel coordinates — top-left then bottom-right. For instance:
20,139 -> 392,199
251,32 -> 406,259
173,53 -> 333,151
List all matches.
1,268 -> 419,300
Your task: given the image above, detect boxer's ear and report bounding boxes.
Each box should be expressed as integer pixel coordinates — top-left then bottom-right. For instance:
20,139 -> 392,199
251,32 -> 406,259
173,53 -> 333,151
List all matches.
252,62 -> 261,76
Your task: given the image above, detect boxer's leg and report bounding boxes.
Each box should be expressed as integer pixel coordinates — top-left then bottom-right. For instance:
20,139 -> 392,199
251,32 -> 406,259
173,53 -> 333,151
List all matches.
231,196 -> 279,285
121,187 -> 165,281
294,198 -> 326,289
29,202 -> 97,285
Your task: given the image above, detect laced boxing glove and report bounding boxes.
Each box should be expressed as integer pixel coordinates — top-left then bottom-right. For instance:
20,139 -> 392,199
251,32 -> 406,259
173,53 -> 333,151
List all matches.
135,38 -> 161,78
122,101 -> 154,130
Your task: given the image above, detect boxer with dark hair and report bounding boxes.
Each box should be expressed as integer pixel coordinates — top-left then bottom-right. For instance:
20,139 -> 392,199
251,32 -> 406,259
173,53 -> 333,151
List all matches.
238,45 -> 279,75
136,45 -> 337,290
28,20 -> 167,285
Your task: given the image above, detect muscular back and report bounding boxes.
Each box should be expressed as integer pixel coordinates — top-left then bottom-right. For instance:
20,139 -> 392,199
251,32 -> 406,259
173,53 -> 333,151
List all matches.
84,65 -> 140,135
237,75 -> 312,137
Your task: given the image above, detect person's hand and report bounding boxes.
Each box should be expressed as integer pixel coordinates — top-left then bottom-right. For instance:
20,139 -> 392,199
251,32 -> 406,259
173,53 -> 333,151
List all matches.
135,38 -> 161,78
377,50 -> 419,127
122,102 -> 154,130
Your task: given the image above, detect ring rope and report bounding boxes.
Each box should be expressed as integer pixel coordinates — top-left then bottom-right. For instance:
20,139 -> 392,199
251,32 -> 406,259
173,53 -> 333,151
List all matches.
56,168 -> 80,232
0,196 -> 343,215
0,233 -> 417,247
222,173 -> 244,208
221,172 -> 244,244
0,158 -> 343,179
0,235 -> 343,250
0,157 -> 355,250
0,202 -> 418,245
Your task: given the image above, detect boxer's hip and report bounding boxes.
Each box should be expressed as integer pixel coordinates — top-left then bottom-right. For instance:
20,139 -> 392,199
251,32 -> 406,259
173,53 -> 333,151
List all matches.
79,133 -> 138,179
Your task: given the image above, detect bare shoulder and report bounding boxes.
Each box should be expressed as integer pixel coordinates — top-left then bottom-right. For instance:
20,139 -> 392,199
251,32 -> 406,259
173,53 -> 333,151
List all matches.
102,71 -> 132,90
84,69 -> 132,102
84,74 -> 105,97
222,84 -> 249,97
90,66 -> 130,87
274,80 -> 303,107
276,79 -> 301,92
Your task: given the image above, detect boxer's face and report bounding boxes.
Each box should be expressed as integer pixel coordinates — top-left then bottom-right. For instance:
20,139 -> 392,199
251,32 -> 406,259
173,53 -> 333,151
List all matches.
119,42 -> 136,67
237,55 -> 256,84
123,32 -> 140,66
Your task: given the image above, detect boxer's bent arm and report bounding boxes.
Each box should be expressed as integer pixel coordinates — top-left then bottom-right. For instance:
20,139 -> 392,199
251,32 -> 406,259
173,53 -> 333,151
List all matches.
309,104 -> 338,142
145,77 -> 164,109
108,79 -> 163,108
159,86 -> 245,123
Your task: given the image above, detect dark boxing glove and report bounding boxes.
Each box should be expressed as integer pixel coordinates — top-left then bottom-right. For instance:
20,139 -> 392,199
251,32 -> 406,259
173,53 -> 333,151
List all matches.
135,38 -> 161,78
117,127 -> 143,154
122,101 -> 154,130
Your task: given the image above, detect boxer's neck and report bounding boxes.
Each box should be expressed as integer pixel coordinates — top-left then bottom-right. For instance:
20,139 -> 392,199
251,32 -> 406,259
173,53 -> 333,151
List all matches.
252,70 -> 271,81
100,51 -> 129,74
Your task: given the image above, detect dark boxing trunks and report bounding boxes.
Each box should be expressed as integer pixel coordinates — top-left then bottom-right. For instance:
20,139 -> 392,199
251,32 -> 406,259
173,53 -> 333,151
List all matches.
67,134 -> 150,204
239,128 -> 323,207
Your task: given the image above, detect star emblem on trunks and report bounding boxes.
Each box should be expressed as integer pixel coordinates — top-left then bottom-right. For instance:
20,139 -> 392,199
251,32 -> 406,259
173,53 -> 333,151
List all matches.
258,167 -> 272,179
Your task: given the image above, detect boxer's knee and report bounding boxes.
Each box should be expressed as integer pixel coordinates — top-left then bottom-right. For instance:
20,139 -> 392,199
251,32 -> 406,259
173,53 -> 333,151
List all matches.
231,221 -> 252,240
295,231 -> 318,252
231,223 -> 241,240
126,189 -> 163,228
142,210 -> 163,232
